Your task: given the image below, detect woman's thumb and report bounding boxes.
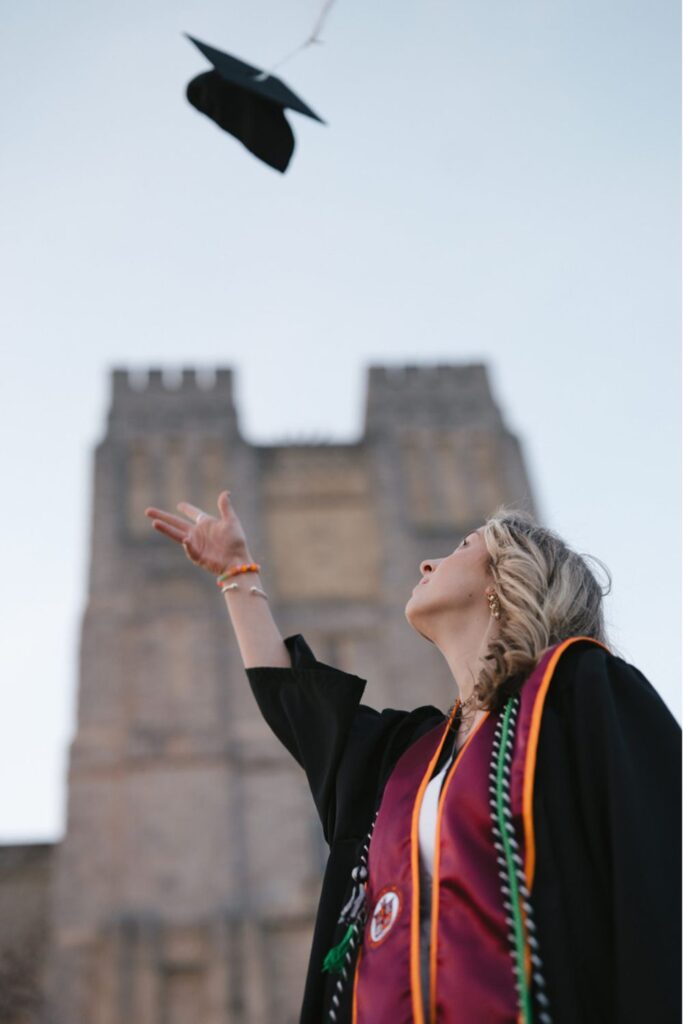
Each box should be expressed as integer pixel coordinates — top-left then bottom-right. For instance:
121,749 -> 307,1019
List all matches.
218,490 -> 231,518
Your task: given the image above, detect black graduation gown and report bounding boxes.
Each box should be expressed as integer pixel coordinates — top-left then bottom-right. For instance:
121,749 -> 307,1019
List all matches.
245,635 -> 681,1024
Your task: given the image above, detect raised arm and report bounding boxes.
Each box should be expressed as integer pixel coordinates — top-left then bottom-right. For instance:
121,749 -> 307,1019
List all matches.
144,489 -> 290,669
145,488 -> 446,845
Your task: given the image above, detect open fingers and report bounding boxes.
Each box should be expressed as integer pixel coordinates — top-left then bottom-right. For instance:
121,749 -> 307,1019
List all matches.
150,519 -> 188,544
177,501 -> 211,523
145,507 -> 193,532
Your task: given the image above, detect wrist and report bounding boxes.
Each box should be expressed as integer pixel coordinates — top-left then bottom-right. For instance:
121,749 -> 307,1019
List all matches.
218,552 -> 256,574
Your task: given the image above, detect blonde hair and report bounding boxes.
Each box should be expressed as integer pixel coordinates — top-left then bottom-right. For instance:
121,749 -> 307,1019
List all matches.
453,504 -> 616,722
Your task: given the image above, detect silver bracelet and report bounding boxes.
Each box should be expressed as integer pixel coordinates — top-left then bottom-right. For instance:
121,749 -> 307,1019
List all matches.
220,581 -> 269,600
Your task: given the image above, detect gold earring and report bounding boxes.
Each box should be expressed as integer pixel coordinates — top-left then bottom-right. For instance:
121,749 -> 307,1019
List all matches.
486,590 -> 501,619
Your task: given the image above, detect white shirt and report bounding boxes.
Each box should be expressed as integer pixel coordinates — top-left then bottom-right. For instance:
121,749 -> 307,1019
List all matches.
418,752 -> 455,875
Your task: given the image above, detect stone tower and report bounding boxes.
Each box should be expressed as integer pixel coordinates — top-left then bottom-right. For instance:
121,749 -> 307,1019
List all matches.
44,363 -> 537,1024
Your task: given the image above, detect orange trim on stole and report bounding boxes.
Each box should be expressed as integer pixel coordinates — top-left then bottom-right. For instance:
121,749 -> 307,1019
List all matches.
514,635 -> 610,1024
351,944 -> 362,1024
350,703 -> 459,1024
411,702 -> 462,1024
428,709 -> 492,1024
521,636 -> 610,891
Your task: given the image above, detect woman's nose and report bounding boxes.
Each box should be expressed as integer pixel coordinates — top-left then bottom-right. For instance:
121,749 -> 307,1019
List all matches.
420,558 -> 437,576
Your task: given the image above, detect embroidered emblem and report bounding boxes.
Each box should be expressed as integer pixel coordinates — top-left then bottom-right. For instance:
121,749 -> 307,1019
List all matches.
368,885 -> 402,947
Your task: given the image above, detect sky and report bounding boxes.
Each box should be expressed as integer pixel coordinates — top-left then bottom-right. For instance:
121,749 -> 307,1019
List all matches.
1,0 -> 680,842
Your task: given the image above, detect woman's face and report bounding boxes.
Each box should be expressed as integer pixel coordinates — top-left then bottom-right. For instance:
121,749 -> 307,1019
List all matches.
405,526 -> 494,634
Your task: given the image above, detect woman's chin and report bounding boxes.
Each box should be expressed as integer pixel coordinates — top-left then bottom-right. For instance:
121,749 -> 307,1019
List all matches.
406,583 -> 429,609
404,595 -> 424,625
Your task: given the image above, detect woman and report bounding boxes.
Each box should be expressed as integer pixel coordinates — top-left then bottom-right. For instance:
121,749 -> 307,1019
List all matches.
145,492 -> 681,1024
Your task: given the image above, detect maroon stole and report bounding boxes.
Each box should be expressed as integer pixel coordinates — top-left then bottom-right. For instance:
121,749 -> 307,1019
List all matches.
351,636 -> 609,1024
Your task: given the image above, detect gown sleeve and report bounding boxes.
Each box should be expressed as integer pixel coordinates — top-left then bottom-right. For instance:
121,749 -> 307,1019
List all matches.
245,633 -> 445,845
533,643 -> 682,1024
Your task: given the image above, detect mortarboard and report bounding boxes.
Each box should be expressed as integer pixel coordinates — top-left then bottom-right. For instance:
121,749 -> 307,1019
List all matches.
184,35 -> 326,173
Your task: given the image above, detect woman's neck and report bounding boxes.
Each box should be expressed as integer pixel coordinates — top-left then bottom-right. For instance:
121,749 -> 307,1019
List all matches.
454,706 -> 488,750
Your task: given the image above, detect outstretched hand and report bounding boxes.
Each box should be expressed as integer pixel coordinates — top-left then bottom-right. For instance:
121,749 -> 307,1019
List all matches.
144,490 -> 252,576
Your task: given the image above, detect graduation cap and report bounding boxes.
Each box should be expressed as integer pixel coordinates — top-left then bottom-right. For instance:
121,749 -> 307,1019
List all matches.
185,35 -> 325,173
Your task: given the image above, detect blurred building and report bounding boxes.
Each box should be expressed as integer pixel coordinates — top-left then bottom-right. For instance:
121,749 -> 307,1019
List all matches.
0,363 -> 538,1024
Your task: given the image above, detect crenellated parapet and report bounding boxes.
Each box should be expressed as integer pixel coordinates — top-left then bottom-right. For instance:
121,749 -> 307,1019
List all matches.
361,362 -> 534,534
364,362 -> 503,437
107,366 -> 239,439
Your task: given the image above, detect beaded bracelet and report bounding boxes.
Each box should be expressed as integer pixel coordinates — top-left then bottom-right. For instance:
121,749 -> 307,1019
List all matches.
215,562 -> 261,586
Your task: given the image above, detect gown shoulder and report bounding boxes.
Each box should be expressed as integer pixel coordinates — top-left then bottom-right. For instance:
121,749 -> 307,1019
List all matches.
245,633 -> 446,845
531,640 -> 681,1023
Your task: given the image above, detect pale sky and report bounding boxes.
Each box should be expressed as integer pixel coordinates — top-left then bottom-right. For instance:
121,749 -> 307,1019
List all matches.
1,0 -> 680,842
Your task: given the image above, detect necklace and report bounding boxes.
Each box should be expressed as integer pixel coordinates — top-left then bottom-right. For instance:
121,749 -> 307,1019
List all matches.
450,692 -> 479,722
451,692 -> 483,750
459,692 -> 478,714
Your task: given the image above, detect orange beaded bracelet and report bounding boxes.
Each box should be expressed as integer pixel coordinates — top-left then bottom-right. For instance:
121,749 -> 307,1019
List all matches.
215,562 -> 261,586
